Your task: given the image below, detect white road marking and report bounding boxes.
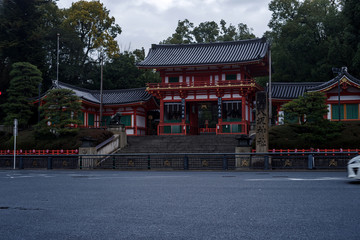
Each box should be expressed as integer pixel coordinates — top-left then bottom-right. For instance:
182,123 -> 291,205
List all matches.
246,177 -> 345,181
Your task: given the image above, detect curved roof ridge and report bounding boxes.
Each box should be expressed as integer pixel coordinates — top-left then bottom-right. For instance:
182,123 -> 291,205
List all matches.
307,71 -> 360,92
152,37 -> 267,49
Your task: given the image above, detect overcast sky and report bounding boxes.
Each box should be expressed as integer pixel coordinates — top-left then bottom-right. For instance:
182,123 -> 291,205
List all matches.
57,0 -> 273,52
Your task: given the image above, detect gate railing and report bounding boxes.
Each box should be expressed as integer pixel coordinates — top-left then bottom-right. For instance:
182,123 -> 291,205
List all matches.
0,152 -> 357,170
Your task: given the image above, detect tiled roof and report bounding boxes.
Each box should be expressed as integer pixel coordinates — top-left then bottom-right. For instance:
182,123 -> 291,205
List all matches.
55,81 -> 152,105
270,82 -> 322,100
137,38 -> 269,68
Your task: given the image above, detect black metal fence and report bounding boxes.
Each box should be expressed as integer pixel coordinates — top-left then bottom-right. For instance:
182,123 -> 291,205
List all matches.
0,152 -> 356,170
0,155 -> 78,169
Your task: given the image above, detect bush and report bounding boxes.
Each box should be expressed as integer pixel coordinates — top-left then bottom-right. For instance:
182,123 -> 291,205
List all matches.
269,121 -> 360,149
0,128 -> 113,150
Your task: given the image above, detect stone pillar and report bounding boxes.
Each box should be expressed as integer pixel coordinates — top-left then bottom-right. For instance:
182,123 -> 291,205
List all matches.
108,125 -> 127,149
255,91 -> 269,153
235,135 -> 252,170
78,137 -> 97,169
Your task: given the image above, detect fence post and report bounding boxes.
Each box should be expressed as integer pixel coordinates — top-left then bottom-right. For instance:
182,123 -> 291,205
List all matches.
47,157 -> 52,170
112,156 -> 116,169
184,155 -> 189,170
308,154 -> 314,170
19,157 -> 24,169
147,155 -> 151,170
79,156 -> 82,170
264,155 -> 269,170
223,155 -> 228,170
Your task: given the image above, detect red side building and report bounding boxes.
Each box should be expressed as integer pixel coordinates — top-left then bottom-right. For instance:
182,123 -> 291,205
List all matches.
138,38 -> 270,135
53,81 -> 158,136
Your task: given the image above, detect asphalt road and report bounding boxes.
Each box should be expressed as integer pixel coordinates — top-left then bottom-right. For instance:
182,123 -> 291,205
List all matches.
0,170 -> 359,240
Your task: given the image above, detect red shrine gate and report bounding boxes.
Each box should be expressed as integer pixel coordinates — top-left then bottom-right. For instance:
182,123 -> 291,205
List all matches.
138,38 -> 270,135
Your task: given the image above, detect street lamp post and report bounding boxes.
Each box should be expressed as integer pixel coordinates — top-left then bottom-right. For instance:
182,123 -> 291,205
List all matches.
268,47 -> 272,126
332,67 -> 341,121
99,54 -> 103,127
38,82 -> 42,124
56,33 -> 60,87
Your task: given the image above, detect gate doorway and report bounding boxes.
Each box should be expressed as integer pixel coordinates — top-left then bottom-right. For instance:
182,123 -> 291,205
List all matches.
187,102 -> 218,135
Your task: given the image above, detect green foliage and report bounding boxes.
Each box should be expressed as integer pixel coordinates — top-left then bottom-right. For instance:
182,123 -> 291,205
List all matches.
0,128 -> 113,150
281,92 -> 328,124
161,19 -> 256,44
36,88 -> 81,137
342,0 -> 360,77
62,0 -> 121,59
83,51 -> 160,90
0,0 -> 59,118
269,121 -> 350,149
268,0 -> 346,82
161,19 -> 195,44
59,0 -> 122,85
1,62 -> 42,127
274,91 -> 343,148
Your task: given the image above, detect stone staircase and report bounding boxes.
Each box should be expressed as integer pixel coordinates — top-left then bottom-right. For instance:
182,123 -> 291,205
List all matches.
118,134 -> 240,154
95,135 -> 241,169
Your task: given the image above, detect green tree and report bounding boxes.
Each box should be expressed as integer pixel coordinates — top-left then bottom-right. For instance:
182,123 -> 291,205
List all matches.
268,0 -> 345,82
0,0 -> 59,116
342,0 -> 360,77
281,92 -> 341,147
161,19 -> 194,44
161,19 -> 256,44
193,21 -> 219,43
37,88 -> 81,136
60,0 -> 122,85
1,62 -> 43,127
282,92 -> 328,124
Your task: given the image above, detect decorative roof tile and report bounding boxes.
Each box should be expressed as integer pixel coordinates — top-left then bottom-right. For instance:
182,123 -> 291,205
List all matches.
137,38 -> 269,68
55,81 -> 152,105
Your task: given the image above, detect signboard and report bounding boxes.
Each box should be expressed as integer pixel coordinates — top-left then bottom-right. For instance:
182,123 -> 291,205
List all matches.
217,97 -> 222,118
181,99 -> 185,119
13,118 -> 18,136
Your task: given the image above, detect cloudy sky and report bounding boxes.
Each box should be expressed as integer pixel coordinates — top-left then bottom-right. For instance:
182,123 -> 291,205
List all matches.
57,0 -> 273,52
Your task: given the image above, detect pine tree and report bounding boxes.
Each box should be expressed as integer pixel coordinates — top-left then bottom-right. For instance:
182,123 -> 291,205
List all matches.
1,62 -> 42,127
37,88 -> 81,136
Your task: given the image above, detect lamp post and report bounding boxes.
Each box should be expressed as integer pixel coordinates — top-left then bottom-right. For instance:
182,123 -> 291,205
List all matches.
99,53 -> 104,127
56,33 -> 60,87
268,47 -> 272,126
332,67 -> 341,121
38,82 -> 42,124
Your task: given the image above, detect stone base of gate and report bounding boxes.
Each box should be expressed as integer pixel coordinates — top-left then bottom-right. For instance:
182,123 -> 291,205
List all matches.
235,146 -> 252,170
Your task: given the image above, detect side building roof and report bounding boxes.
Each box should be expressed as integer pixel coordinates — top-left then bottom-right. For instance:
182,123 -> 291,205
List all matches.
270,82 -> 322,100
137,38 -> 269,68
54,81 -> 153,105
271,68 -> 360,101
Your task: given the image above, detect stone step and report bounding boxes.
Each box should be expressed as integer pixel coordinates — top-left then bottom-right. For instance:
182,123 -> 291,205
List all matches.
118,135 -> 240,154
